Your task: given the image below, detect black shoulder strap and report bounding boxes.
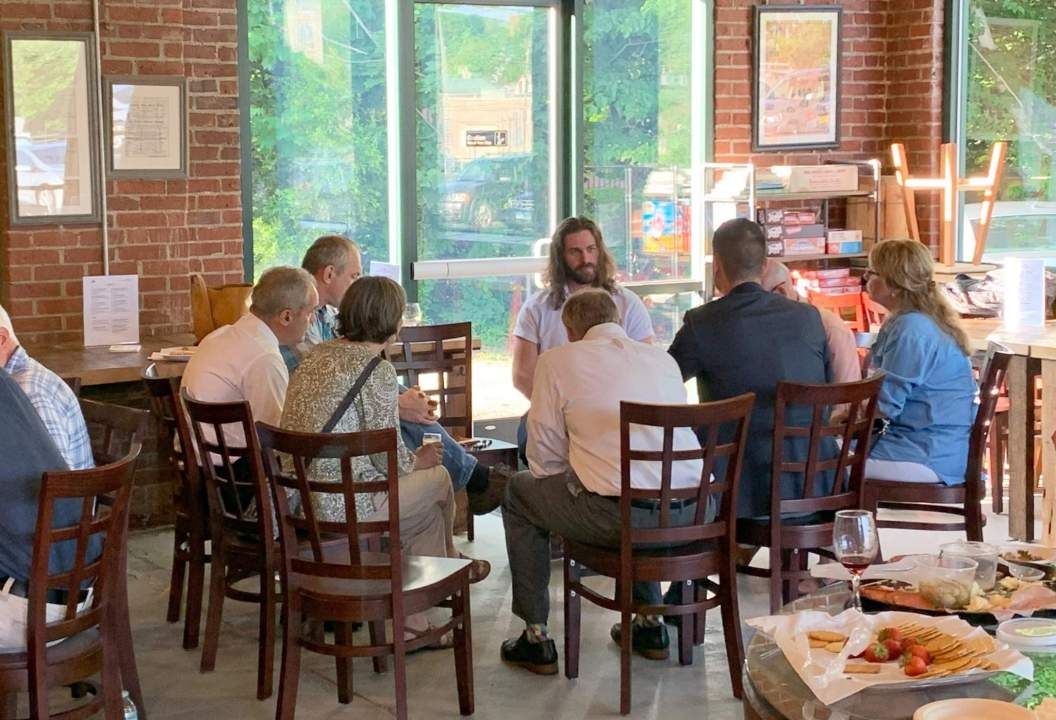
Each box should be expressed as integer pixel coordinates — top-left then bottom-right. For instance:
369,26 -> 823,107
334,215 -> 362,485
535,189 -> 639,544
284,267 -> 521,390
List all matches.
320,355 -> 382,434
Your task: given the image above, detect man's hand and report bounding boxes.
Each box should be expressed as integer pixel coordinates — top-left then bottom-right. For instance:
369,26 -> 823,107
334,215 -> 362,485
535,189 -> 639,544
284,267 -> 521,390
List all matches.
399,386 -> 437,424
413,442 -> 443,471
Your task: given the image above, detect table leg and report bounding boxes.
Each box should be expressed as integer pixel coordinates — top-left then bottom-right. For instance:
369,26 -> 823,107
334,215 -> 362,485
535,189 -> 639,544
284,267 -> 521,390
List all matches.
1008,356 -> 1038,541
1042,360 -> 1056,545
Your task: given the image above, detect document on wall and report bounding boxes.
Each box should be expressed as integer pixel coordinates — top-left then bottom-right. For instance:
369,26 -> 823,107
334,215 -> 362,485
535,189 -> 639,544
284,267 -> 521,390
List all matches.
369,261 -> 401,283
83,275 -> 140,347
1002,258 -> 1046,331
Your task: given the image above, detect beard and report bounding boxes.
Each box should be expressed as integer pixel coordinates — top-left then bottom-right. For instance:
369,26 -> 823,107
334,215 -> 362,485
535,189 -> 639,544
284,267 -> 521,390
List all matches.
568,263 -> 597,285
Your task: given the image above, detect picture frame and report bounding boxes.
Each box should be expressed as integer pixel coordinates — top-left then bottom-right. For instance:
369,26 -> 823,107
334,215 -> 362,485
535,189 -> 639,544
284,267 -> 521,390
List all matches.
752,5 -> 842,152
3,31 -> 102,225
104,75 -> 187,178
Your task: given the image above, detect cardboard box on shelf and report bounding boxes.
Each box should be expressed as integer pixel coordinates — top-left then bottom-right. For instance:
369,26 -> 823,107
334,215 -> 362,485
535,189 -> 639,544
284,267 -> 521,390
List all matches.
784,210 -> 818,225
783,223 -> 826,238
826,229 -> 863,244
757,208 -> 785,224
764,224 -> 784,240
787,165 -> 859,193
800,268 -> 850,279
766,240 -> 784,257
783,237 -> 826,256
827,241 -> 864,255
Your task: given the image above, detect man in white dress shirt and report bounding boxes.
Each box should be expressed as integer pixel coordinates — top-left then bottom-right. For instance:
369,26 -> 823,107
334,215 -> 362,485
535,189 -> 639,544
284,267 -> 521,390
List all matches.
500,289 -> 703,676
182,266 -> 318,458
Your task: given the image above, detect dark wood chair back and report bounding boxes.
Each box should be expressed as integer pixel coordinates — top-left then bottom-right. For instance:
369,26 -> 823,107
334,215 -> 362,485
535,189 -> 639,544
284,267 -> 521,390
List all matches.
79,398 -> 149,466
771,375 -> 884,518
62,376 -> 82,397
256,422 -> 402,589
384,322 -> 473,440
143,364 -> 198,496
28,447 -> 138,716
181,390 -> 273,546
968,348 -> 1012,493
619,394 -> 754,554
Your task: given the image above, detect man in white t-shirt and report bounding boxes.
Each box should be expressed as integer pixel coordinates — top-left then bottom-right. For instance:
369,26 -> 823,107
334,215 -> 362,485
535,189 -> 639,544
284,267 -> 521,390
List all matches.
511,216 -> 655,457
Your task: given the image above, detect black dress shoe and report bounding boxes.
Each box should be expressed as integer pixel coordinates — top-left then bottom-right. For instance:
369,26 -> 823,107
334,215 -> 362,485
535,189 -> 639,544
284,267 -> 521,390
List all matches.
500,631 -> 558,675
610,622 -> 670,660
468,464 -> 512,515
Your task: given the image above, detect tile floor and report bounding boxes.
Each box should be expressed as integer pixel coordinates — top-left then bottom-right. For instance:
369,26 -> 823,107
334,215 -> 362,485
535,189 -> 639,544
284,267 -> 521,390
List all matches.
122,502 -> 1040,719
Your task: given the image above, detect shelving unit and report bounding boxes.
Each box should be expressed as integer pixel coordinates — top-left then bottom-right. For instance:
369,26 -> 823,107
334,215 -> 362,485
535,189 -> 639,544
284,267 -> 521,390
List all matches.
700,159 -> 881,294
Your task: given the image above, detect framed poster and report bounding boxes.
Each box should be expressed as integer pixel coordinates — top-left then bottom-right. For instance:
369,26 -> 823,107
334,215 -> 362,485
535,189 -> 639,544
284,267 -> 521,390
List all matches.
752,5 -> 842,151
2,32 -> 101,224
104,76 -> 187,178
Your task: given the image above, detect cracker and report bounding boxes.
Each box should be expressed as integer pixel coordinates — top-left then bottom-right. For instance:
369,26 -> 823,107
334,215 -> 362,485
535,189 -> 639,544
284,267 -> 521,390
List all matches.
844,663 -> 881,674
825,641 -> 845,652
809,638 -> 829,649
809,630 -> 846,643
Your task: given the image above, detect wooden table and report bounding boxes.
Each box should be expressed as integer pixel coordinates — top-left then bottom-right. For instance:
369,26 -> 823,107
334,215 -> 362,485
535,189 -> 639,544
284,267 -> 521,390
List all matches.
24,333 -> 483,388
964,319 -> 1056,543
23,333 -> 196,387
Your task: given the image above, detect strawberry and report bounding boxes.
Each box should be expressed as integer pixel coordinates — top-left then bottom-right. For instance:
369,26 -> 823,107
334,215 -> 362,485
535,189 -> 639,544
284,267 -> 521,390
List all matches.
904,656 -> 927,677
862,642 -> 890,663
882,638 -> 902,657
878,627 -> 903,643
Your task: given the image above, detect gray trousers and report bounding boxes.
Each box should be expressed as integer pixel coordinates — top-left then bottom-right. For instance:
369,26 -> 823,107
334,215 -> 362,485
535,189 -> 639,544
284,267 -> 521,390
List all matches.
502,469 -> 698,626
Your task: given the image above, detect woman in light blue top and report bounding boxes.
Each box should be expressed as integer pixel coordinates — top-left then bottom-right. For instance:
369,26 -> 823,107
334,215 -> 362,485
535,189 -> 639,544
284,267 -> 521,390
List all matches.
863,240 -> 976,484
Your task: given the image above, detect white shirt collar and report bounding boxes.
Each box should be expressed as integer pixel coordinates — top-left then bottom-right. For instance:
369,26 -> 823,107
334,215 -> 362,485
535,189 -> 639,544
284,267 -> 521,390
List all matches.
581,322 -> 628,342
237,312 -> 280,349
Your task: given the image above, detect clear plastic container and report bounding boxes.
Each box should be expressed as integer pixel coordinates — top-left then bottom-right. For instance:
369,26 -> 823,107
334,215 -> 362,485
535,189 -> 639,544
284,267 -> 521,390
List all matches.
915,555 -> 978,609
940,540 -> 998,591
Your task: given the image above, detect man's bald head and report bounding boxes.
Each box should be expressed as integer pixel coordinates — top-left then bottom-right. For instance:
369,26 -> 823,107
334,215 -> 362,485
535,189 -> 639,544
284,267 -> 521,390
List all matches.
760,259 -> 798,300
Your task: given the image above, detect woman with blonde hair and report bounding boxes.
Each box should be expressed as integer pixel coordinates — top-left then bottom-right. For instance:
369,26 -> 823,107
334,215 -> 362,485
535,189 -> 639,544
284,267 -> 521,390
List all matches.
862,239 -> 976,484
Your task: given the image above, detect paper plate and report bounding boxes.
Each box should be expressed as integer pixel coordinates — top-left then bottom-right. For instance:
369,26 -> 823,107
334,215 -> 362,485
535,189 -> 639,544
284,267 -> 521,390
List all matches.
913,698 -> 1033,720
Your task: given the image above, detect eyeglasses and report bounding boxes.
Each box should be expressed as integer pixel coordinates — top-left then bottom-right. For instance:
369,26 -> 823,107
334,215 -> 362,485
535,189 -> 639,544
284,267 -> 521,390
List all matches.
861,269 -> 878,286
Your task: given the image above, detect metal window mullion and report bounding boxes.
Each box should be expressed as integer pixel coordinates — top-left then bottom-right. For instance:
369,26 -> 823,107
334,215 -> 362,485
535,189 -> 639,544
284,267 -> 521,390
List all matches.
390,0 -> 418,300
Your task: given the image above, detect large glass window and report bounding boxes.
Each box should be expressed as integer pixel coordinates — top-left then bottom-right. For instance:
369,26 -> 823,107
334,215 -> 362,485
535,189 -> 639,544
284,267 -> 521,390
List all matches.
414,3 -> 554,419
247,0 -> 390,275
582,0 -> 695,344
961,1 -> 1056,265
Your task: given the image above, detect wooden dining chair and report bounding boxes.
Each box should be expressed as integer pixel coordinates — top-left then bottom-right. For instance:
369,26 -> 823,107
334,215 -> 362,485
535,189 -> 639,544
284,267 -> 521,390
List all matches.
385,321 -> 500,542
563,394 -> 754,715
0,448 -> 138,719
256,422 -> 475,720
807,289 -> 867,333
736,375 -> 883,613
76,398 -> 149,718
180,390 -> 279,700
862,349 -> 1012,543
142,364 -> 210,650
861,291 -> 889,332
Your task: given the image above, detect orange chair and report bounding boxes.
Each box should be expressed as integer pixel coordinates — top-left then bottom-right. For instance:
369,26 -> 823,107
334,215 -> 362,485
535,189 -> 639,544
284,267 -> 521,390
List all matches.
807,289 -> 866,333
861,292 -> 889,332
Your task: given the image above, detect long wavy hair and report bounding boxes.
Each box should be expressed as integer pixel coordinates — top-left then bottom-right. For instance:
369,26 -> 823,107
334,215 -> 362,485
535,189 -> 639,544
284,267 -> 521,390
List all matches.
544,216 -> 617,309
870,239 -> 970,356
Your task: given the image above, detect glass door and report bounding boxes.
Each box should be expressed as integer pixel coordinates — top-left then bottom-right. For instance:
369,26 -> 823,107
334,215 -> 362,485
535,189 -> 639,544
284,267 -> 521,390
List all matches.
413,1 -> 560,419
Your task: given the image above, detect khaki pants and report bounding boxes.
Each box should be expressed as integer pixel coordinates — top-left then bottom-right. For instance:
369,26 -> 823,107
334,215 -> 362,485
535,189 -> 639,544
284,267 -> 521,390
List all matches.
366,465 -> 457,559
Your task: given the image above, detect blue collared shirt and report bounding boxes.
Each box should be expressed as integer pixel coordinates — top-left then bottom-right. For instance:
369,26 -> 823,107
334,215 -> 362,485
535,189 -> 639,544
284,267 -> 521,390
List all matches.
281,305 -> 337,373
868,311 -> 976,485
5,347 -> 94,471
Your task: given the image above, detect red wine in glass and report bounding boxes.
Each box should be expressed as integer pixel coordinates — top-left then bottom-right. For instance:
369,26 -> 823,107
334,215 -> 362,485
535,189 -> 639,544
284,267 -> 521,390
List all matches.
840,555 -> 873,576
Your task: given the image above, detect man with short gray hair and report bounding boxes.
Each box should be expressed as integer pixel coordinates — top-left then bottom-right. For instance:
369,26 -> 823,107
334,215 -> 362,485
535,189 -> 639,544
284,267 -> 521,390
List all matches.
500,288 -> 703,675
183,266 -> 318,451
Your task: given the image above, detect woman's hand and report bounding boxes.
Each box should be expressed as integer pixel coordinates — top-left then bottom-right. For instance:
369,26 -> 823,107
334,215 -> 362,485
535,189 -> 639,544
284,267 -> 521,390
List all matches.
413,442 -> 443,470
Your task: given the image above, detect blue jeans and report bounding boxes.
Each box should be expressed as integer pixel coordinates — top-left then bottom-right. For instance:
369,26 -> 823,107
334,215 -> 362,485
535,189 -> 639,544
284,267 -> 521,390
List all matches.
397,387 -> 476,492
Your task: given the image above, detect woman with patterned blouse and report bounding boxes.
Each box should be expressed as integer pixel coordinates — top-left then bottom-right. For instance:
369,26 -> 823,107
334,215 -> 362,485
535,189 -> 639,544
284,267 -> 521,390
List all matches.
281,276 -> 489,642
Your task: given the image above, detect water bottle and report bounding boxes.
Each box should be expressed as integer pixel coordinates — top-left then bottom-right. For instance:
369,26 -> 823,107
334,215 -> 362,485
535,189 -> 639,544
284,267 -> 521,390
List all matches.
122,690 -> 138,720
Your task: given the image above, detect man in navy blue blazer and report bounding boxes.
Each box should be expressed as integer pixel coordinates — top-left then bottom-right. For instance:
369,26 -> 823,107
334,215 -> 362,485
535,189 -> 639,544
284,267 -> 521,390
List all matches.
668,218 -> 833,519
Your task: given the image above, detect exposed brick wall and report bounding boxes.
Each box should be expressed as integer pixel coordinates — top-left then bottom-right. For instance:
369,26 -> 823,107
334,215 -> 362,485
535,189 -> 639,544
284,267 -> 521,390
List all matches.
714,0 -> 945,250
0,0 -> 245,346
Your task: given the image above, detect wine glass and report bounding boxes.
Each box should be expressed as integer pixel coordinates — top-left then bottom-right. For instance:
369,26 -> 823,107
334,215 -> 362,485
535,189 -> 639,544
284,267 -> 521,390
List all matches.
403,303 -> 423,327
833,509 -> 879,611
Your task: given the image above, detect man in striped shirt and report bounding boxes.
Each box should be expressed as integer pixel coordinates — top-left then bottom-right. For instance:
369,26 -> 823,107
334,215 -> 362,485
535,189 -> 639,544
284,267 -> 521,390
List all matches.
0,305 -> 93,471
